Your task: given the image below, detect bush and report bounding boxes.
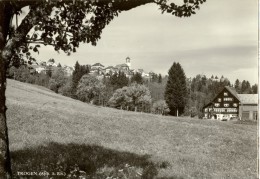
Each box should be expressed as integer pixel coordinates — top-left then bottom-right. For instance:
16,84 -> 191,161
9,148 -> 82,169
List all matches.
59,79 -> 73,97
109,83 -> 152,112
152,100 -> 169,115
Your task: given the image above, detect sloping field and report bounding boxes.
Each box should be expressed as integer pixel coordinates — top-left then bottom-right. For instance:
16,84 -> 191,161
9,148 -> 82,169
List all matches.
6,79 -> 257,178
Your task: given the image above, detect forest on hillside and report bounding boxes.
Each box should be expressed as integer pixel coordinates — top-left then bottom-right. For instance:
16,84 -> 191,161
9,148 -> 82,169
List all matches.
7,62 -> 257,118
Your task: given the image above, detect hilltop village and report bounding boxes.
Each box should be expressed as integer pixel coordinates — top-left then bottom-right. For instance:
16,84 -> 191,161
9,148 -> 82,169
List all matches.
30,57 -> 154,80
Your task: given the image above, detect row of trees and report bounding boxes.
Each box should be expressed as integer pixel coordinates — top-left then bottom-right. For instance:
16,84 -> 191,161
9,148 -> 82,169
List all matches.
234,79 -> 257,94
7,61 -> 168,114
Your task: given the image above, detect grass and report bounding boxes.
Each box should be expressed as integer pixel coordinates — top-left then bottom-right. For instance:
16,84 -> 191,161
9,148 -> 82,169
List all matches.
11,142 -> 159,179
6,79 -> 257,178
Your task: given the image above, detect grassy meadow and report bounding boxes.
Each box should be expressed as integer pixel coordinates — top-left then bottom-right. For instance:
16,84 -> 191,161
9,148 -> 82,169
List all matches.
6,79 -> 257,178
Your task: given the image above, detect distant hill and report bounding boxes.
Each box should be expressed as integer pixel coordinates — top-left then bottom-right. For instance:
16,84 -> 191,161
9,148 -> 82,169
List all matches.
6,79 -> 257,178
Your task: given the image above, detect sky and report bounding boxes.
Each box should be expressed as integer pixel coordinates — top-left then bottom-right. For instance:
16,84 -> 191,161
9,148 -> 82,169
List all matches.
26,0 -> 258,84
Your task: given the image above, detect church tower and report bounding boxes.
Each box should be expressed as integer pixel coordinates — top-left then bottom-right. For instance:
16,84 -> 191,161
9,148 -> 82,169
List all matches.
126,56 -> 131,69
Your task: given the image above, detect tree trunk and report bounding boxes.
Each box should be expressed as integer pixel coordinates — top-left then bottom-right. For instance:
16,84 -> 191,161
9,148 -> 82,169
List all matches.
176,108 -> 179,117
0,2 -> 13,178
0,54 -> 11,179
0,3 -> 46,177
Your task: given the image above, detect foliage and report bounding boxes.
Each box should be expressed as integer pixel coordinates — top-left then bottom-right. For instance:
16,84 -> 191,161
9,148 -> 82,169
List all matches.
7,66 -> 18,79
49,68 -> 67,93
158,0 -> 206,17
147,82 -> 164,102
241,80 -> 252,94
58,78 -> 73,97
100,76 -> 116,106
234,79 -> 241,93
251,84 -> 258,94
34,72 -> 50,88
76,75 -> 105,103
71,61 -> 90,96
151,100 -> 169,115
131,72 -> 143,84
6,65 -> 37,84
164,62 -> 187,116
109,83 -> 152,112
48,58 -> 55,63
109,87 -> 132,109
233,79 -> 257,94
158,74 -> 162,83
109,71 -> 129,90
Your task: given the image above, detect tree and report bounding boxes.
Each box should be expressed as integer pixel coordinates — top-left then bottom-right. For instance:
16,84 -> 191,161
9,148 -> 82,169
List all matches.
164,62 -> 187,116
59,77 -> 73,97
48,68 -> 67,93
152,100 -> 169,115
131,72 -> 143,84
34,71 -> 50,88
252,84 -> 258,94
76,75 -> 104,103
71,61 -> 90,97
241,80 -> 252,94
109,83 -> 152,112
109,71 -> 129,90
108,87 -> 131,109
126,83 -> 152,112
48,58 -> 55,64
147,81 -> 165,102
0,0 -> 205,177
234,79 -> 241,93
151,72 -> 158,82
158,74 -> 162,83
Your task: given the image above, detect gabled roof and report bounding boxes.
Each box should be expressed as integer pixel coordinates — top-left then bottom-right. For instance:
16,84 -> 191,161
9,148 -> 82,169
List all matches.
105,66 -> 115,69
92,63 -> 104,67
203,102 -> 213,109
203,86 -> 258,109
203,86 -> 239,109
115,64 -> 128,68
224,86 -> 240,100
237,94 -> 258,104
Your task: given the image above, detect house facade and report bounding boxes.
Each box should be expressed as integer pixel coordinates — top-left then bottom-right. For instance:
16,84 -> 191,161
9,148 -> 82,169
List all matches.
238,94 -> 258,120
203,86 -> 258,120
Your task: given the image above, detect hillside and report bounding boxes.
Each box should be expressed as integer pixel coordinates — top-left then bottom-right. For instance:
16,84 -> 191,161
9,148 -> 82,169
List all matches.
6,79 -> 257,178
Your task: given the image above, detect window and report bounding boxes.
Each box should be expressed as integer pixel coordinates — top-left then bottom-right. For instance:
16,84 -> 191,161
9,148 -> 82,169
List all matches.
224,103 -> 229,107
215,103 -> 220,107
233,103 -> 238,107
205,108 -> 208,112
227,108 -> 237,112
224,92 -> 228,96
218,98 -> 221,102
223,98 -> 233,101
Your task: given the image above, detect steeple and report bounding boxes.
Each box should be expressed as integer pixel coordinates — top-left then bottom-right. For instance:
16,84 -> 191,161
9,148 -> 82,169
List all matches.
126,56 -> 131,69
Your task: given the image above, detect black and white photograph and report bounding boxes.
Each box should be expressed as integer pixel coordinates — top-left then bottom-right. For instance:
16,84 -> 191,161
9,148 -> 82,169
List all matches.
0,0 -> 258,178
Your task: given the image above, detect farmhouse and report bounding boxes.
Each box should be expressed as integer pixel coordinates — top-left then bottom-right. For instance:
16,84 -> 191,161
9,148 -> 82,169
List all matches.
203,86 -> 258,120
